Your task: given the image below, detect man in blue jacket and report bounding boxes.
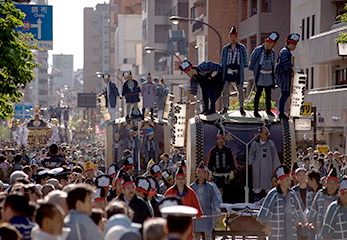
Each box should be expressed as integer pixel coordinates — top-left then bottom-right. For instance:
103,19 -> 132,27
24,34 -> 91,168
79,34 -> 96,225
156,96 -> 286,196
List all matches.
275,33 -> 300,120
249,31 -> 279,118
122,71 -> 141,119
220,26 -> 248,115
104,73 -> 120,123
179,60 -> 223,115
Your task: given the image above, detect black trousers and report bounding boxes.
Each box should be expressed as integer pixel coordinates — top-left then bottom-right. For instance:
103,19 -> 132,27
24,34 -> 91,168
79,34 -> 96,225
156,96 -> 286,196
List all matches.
254,86 -> 272,111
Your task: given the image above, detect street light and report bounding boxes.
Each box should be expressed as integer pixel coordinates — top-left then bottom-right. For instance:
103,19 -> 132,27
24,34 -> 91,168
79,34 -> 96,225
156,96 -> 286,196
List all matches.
144,46 -> 182,63
169,16 -> 222,54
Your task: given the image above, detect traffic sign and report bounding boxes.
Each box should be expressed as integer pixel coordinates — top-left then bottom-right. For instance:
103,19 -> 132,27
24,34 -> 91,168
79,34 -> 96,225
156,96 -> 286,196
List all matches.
302,103 -> 312,115
14,101 -> 33,119
15,4 -> 53,50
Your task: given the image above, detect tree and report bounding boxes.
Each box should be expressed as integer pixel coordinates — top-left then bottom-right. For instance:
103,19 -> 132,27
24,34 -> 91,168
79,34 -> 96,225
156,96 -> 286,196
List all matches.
230,91 -> 276,111
335,3 -> 347,43
0,0 -> 38,119
0,125 -> 11,142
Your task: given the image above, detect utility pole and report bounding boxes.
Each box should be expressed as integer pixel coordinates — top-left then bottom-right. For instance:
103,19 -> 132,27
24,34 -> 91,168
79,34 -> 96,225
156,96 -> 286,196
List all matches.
312,106 -> 317,148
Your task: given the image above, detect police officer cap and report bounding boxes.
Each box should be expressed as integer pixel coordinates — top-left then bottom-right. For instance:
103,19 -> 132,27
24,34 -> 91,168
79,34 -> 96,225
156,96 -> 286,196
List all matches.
160,205 -> 198,219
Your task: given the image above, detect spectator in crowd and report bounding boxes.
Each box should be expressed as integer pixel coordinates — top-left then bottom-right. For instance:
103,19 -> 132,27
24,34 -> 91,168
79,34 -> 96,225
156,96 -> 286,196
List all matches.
13,154 -> 23,171
64,184 -> 104,240
1,193 -> 36,240
143,218 -> 167,240
91,208 -> 106,233
31,203 -> 69,240
0,223 -> 22,240
171,148 -> 182,164
42,144 -> 66,169
318,158 -> 327,178
158,153 -> 174,172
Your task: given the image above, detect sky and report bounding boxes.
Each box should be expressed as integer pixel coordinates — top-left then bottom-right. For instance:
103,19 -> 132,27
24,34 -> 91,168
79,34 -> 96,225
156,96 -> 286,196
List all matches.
48,0 -> 106,71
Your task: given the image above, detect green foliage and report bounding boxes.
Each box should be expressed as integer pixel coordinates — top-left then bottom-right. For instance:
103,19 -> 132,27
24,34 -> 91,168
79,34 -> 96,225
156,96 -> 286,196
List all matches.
0,125 -> 11,142
0,0 -> 39,119
335,4 -> 347,43
70,114 -> 83,129
230,91 -> 276,110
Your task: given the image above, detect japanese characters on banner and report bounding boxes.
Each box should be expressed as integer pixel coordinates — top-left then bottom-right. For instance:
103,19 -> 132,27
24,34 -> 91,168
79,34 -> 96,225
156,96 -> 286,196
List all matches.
163,94 -> 175,120
197,35 -> 206,65
172,103 -> 186,147
290,72 -> 307,117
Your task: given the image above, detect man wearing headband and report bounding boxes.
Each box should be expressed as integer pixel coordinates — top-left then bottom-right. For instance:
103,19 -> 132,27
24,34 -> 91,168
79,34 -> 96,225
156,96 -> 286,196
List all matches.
142,73 -> 156,120
124,128 -> 141,171
307,168 -> 339,240
275,33 -> 300,120
321,176 -> 347,240
249,31 -> 280,118
179,60 -> 223,115
122,71 -> 141,119
206,129 -> 237,203
156,79 -> 168,123
141,128 -> 160,166
220,26 -> 248,115
249,126 -> 280,202
257,165 -> 304,240
103,73 -> 120,123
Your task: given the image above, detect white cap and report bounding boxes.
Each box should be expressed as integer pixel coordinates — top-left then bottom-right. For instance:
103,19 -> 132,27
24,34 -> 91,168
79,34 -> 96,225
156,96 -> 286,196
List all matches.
160,205 -> 198,218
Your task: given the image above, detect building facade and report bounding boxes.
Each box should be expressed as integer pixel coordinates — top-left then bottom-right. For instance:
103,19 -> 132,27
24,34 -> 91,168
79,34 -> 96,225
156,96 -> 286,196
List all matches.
291,0 -> 347,152
53,54 -> 74,88
83,3 -> 109,95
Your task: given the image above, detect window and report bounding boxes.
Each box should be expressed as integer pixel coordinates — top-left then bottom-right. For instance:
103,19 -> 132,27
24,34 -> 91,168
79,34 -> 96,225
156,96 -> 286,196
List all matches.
104,26 -> 109,34
155,0 -> 171,16
251,0 -> 257,17
104,41 -> 109,49
307,17 -> 310,39
104,56 -> 109,64
306,68 -> 309,89
104,12 -> 109,19
262,0 -> 271,12
155,25 -> 170,43
312,15 -> 315,36
302,19 -> 305,40
311,67 -> 314,89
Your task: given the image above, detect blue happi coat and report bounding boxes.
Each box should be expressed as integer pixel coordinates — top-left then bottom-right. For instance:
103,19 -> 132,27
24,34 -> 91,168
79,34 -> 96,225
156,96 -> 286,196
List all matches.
122,79 -> 141,103
220,42 -> 248,84
321,199 -> 347,240
156,84 -> 168,110
275,46 -> 293,92
249,44 -> 276,87
307,188 -> 338,239
190,180 -> 220,232
257,186 -> 304,240
190,62 -> 222,95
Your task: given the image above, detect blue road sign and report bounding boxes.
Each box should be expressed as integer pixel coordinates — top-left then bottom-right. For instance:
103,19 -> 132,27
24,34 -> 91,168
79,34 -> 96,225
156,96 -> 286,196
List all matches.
15,5 -> 53,50
14,102 -> 33,119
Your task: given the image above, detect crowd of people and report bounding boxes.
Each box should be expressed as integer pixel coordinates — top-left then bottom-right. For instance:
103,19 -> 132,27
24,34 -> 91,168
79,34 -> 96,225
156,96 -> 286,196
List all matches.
0,136 -> 224,240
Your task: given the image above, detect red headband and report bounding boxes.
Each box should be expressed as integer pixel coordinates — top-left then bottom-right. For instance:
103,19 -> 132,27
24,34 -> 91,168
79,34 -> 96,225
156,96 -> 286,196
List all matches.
340,189 -> 347,194
122,181 -> 135,188
94,197 -> 106,202
277,174 -> 290,184
123,165 -> 134,171
113,178 -> 122,185
176,173 -> 186,178
285,39 -> 298,44
152,171 -> 161,178
265,38 -> 276,44
229,33 -> 238,36
184,66 -> 193,73
136,187 -> 149,195
327,176 -> 339,182
216,135 -> 225,139
85,169 -> 93,173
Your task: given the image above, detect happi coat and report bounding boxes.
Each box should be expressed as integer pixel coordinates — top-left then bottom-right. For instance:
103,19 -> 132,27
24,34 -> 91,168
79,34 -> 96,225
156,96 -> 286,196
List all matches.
142,82 -> 157,108
249,44 -> 276,87
190,180 -> 220,232
275,46 -> 293,92
249,139 -> 281,190
156,84 -> 168,110
321,199 -> 347,240
220,42 -> 248,84
307,188 -> 338,239
257,186 -> 304,240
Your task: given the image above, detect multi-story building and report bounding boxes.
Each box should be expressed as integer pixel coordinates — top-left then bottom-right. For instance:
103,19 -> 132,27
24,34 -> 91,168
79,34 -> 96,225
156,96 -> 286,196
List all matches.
239,0 -> 290,99
291,0 -> 347,152
83,3 -> 109,95
186,0 -> 240,64
52,54 -> 74,88
142,0 -> 188,76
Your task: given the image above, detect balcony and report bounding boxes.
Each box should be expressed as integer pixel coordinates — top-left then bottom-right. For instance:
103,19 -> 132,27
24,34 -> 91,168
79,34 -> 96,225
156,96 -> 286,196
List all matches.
309,25 -> 347,65
307,85 -> 347,130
